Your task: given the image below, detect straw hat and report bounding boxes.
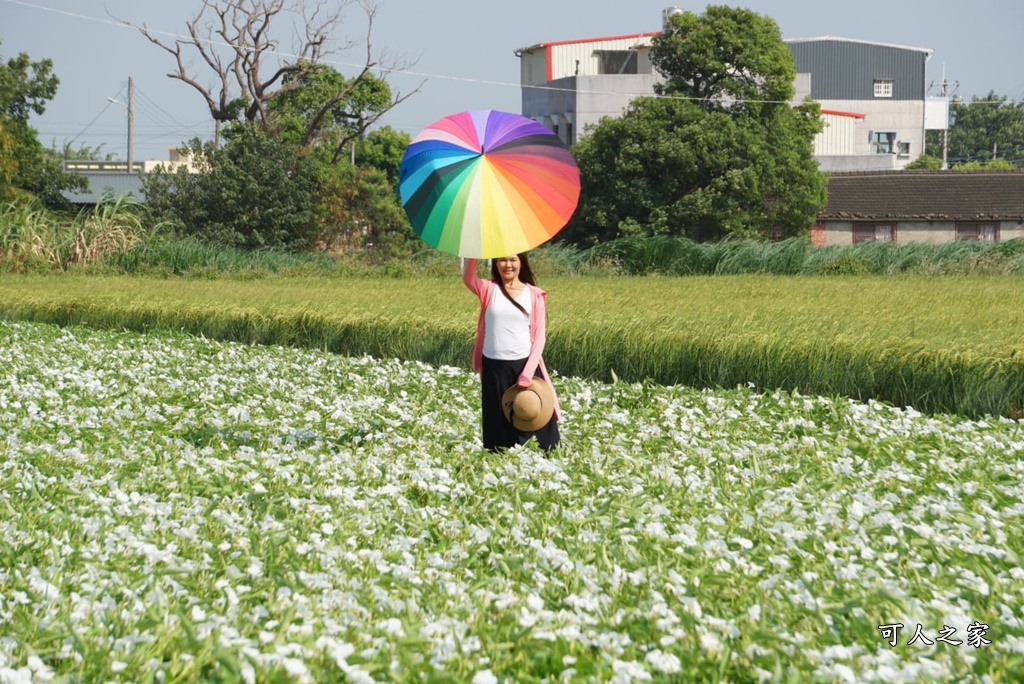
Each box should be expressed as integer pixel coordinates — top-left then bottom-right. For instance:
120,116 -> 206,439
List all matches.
501,377 -> 555,431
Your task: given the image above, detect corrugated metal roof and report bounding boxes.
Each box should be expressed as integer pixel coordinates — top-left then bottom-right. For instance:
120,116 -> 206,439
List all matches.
516,31 -> 659,54
61,171 -> 146,205
785,36 -> 932,55
821,170 -> 1024,220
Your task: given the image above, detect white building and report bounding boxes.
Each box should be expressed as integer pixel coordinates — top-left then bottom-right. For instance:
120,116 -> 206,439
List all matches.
516,24 -> 936,171
516,32 -> 658,147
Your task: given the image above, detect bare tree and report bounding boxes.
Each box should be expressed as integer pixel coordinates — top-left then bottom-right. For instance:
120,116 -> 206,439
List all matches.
118,0 -> 420,153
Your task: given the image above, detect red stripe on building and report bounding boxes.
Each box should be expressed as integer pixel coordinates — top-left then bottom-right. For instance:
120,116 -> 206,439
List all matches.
820,109 -> 866,119
538,31 -> 661,48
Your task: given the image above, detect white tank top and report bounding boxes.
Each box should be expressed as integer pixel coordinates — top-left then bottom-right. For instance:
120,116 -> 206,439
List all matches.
482,288 -> 532,360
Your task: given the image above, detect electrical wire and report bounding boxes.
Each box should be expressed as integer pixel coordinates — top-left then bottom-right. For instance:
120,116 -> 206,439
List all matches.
8,0 -> 1019,108
6,0 -> 1022,160
66,98 -> 119,147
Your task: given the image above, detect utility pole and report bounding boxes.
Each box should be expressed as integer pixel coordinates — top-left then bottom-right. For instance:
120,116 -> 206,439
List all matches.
932,65 -> 959,170
126,76 -> 134,174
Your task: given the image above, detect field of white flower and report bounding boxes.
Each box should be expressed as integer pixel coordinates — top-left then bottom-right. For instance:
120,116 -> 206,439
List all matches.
2,321 -> 1023,683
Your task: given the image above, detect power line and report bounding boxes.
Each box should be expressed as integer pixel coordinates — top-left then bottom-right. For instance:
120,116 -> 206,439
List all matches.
66,98 -> 119,147
134,86 -> 199,132
6,0 -> 1023,137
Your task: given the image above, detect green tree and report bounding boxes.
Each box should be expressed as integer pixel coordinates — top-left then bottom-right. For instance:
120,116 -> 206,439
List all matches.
144,122 -> 413,253
312,161 -> 414,256
357,125 -> 410,187
49,140 -> 113,161
953,157 -> 1015,170
926,92 -> 1024,167
144,127 -> 320,250
272,63 -> 393,163
905,153 -> 943,170
0,119 -> 19,200
0,44 -> 85,206
651,5 -> 798,113
127,3 -> 419,254
561,6 -> 826,245
0,48 -> 58,120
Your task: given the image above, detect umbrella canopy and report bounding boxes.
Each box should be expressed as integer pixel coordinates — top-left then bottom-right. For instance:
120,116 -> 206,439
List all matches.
398,109 -> 580,258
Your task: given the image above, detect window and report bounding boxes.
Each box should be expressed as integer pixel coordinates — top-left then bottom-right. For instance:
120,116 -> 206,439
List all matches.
874,79 -> 894,98
595,50 -> 638,75
871,131 -> 897,154
957,223 -> 999,241
897,141 -> 910,157
853,224 -> 896,244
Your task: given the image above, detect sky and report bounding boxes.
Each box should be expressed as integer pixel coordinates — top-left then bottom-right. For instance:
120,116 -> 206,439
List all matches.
3,0 -> 1023,162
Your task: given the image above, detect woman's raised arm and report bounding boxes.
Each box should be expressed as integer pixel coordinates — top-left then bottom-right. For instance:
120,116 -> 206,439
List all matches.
462,258 -> 487,297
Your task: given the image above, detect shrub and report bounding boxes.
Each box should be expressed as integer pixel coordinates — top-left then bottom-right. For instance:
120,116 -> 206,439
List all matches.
819,255 -> 870,275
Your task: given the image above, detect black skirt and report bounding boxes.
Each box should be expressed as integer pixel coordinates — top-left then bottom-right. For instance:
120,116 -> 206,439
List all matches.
480,355 -> 560,453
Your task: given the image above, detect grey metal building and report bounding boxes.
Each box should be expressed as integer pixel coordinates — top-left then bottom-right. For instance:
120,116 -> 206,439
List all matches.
786,37 -> 932,170
787,38 -> 929,102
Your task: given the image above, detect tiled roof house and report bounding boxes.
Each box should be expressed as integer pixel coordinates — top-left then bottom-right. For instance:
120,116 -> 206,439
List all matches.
814,170 -> 1024,245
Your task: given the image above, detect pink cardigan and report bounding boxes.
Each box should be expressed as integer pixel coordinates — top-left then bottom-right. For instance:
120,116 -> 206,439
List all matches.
463,258 -> 562,421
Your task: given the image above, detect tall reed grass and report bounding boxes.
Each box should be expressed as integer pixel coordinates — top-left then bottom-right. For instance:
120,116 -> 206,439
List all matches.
6,196 -> 1022,277
0,195 -> 145,272
585,235 -> 1024,276
90,235 -> 1024,279
104,235 -> 341,277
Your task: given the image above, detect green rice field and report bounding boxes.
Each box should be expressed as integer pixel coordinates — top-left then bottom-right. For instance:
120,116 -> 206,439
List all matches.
0,273 -> 1021,418
2,320 -> 1023,682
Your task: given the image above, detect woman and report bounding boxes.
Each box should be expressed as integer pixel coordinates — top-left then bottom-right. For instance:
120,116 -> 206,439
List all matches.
463,253 -> 561,452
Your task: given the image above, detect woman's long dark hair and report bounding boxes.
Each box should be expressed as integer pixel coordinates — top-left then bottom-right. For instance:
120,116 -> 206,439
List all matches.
491,252 -> 535,315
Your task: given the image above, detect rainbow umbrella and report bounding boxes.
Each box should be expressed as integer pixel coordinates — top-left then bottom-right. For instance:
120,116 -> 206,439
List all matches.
399,109 -> 580,258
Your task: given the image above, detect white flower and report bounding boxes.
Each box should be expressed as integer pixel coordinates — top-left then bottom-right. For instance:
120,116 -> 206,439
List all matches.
379,618 -> 405,636
700,631 -> 722,655
282,657 -> 309,678
471,669 -> 498,684
644,649 -> 682,674
610,659 -> 652,683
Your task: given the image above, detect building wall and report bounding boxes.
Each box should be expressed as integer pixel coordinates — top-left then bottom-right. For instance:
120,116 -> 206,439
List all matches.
549,36 -> 655,81
786,40 -> 928,100
520,50 -> 549,87
576,74 -> 657,140
815,113 -> 860,156
821,220 -> 1024,246
821,221 -> 854,246
815,155 -> 900,172
816,99 -> 925,168
522,74 -> 656,145
894,221 -> 956,243
1001,221 -> 1024,240
793,73 -> 811,103
520,36 -> 656,86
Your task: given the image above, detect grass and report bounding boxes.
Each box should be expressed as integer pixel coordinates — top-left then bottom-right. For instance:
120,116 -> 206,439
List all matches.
586,236 -> 1024,276
0,196 -> 146,272
5,195 -> 1024,278
0,272 -> 1021,418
